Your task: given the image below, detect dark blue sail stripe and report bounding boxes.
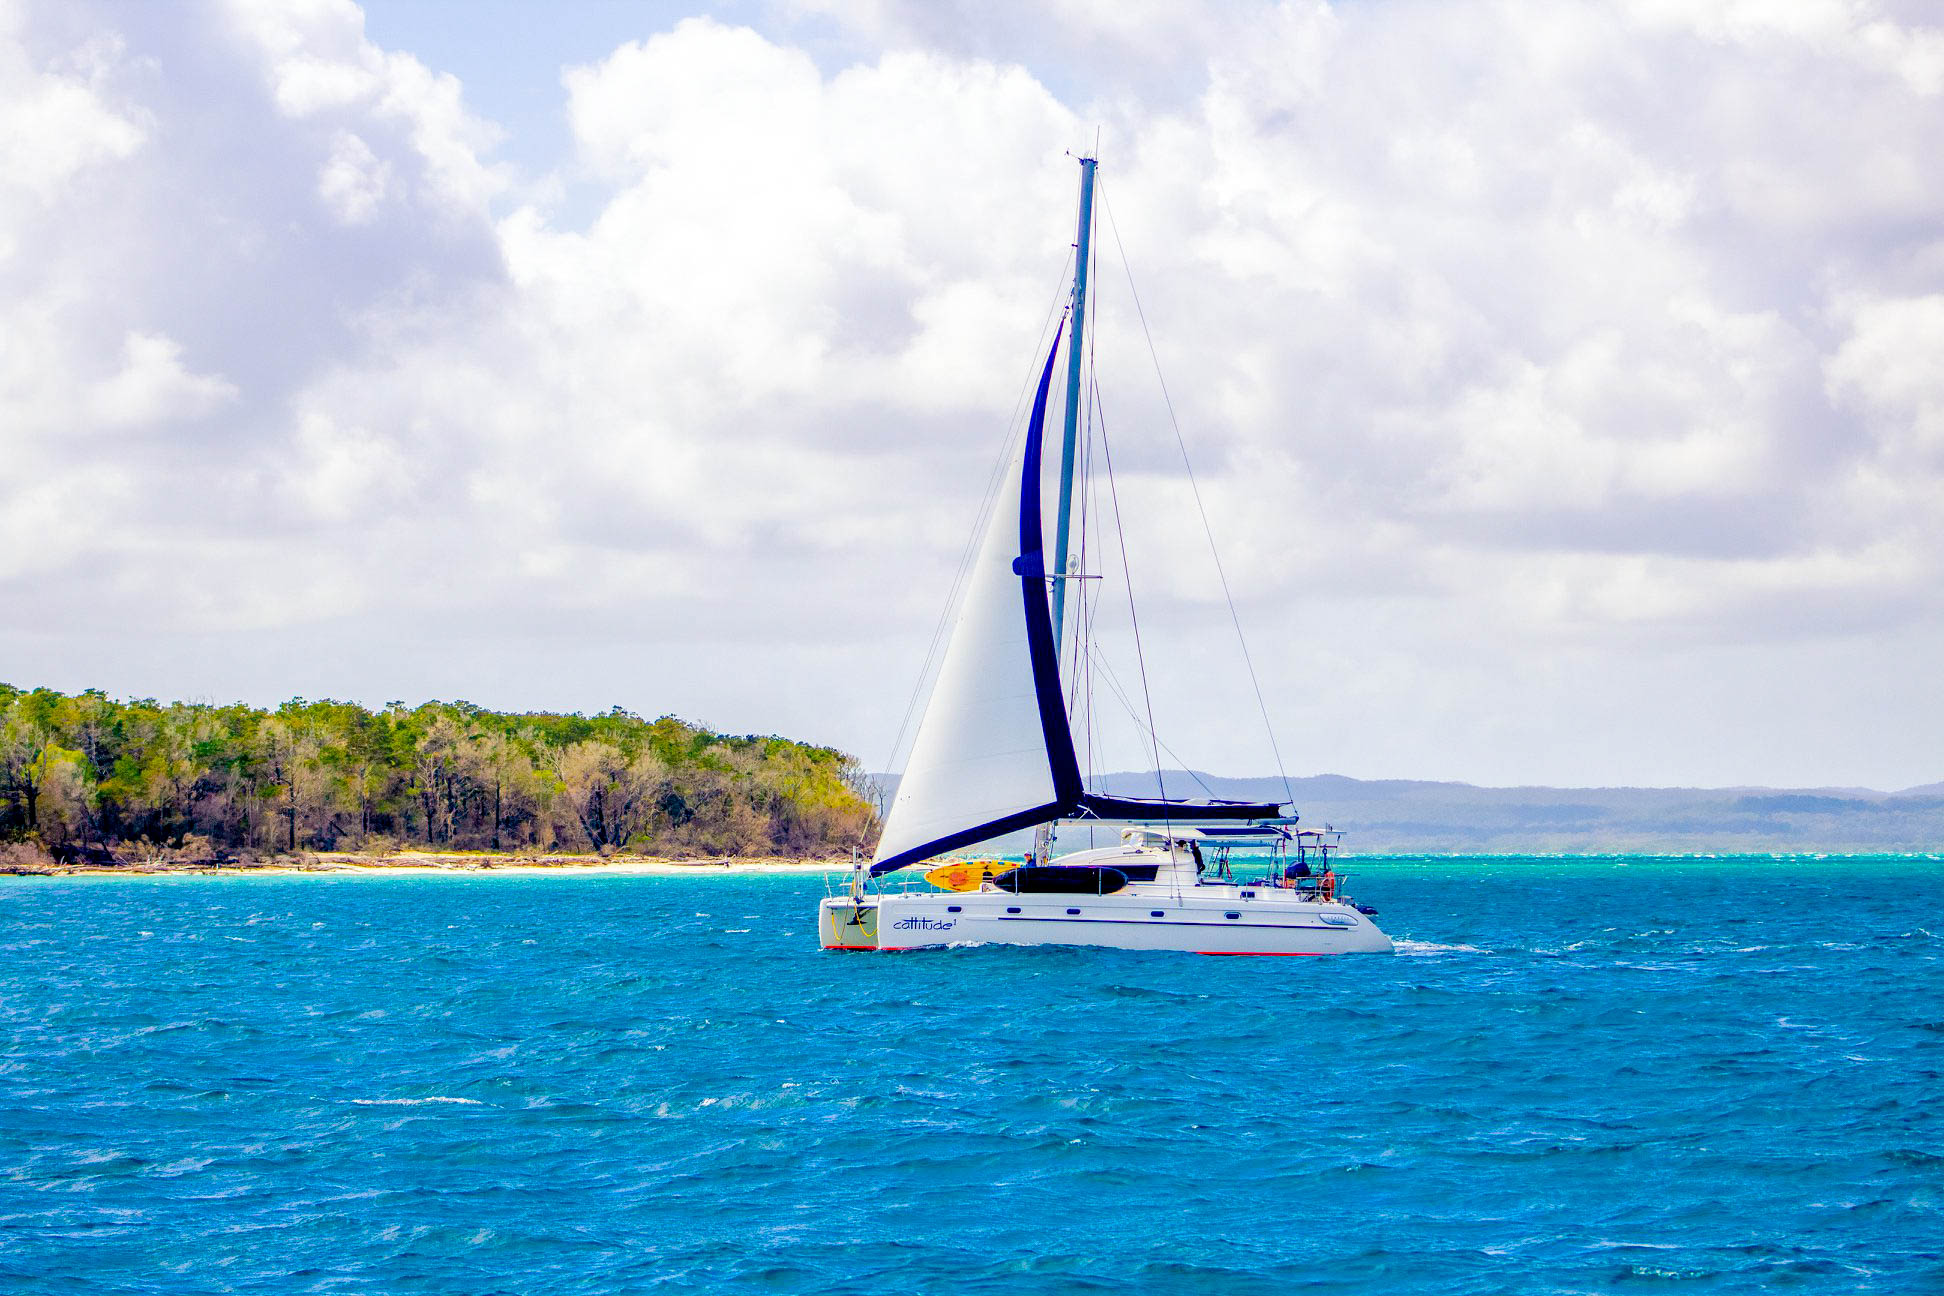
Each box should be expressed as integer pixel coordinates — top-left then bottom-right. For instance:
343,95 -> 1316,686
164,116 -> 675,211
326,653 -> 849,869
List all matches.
1015,317 -> 1086,807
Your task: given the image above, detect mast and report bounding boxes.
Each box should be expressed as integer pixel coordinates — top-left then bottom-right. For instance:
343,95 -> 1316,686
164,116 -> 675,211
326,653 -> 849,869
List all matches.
1036,154 -> 1095,867
1050,154 -> 1095,654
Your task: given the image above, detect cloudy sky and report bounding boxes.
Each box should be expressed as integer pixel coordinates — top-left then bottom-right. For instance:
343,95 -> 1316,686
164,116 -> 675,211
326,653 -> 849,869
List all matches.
3,0 -> 1941,791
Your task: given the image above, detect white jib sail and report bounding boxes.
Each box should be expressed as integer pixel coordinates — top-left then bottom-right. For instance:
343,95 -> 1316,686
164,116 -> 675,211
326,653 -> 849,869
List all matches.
873,431 -> 1058,869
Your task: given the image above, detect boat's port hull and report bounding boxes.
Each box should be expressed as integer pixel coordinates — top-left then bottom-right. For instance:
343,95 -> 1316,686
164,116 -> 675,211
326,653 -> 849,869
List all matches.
819,891 -> 1392,955
819,895 -> 881,950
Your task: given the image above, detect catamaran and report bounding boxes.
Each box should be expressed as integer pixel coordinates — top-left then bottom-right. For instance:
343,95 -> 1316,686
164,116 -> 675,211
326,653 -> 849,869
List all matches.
820,155 -> 1392,955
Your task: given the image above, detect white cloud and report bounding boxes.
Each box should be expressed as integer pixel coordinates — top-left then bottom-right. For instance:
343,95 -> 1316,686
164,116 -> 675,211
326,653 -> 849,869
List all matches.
316,129 -> 390,223
0,62 -> 142,198
223,0 -> 507,210
1827,294 -> 1944,462
93,331 -> 239,426
1,0 -> 1942,788
0,20 -> 143,263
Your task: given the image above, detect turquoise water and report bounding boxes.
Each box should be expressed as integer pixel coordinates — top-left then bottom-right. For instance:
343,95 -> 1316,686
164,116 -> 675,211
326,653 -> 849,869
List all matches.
3,856 -> 1940,1293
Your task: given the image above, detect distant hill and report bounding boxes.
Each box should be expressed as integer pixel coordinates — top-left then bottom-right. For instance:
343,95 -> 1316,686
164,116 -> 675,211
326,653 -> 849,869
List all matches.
869,770 -> 1944,855
1083,771 -> 1944,853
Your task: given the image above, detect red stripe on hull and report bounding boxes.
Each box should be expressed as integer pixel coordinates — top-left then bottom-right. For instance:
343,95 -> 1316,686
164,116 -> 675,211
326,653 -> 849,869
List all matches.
1196,950 -> 1327,956
858,945 -> 1334,956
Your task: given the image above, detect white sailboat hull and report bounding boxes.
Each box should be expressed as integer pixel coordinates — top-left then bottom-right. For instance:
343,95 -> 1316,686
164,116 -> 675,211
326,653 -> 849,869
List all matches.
820,887 -> 1392,956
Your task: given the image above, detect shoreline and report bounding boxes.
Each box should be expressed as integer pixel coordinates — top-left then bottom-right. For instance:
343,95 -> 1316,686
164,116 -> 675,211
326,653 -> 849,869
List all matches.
1,850 -> 856,879
5,848 -> 1935,880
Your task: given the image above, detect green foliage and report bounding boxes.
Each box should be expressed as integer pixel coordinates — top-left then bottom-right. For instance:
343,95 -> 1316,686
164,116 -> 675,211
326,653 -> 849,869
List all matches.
0,684 -> 878,858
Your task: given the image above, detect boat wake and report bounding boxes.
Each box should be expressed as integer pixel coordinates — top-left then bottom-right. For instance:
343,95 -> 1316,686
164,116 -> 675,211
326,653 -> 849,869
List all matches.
1393,939 -> 1487,956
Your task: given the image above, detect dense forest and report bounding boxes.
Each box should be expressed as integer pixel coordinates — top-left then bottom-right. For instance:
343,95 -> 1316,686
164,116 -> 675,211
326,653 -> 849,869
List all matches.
0,684 -> 879,863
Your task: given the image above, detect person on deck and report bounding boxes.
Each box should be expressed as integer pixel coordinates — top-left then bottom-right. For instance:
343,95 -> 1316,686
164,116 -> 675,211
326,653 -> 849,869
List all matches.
1320,865 -> 1337,900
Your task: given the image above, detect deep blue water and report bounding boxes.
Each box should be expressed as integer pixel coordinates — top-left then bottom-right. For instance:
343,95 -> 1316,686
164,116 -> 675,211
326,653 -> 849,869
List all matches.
2,857 -> 1940,1294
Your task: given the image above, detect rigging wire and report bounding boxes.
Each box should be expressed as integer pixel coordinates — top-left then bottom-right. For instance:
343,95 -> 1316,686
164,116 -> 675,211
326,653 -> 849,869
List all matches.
875,253 -> 1077,804
1070,412 -> 1096,851
1092,378 -> 1170,831
1085,642 -> 1218,798
1095,177 -> 1297,808
1075,323 -> 1098,790
1084,367 -> 1221,801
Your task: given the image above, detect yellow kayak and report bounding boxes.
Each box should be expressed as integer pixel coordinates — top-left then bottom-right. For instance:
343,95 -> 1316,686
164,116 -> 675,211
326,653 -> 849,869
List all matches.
924,859 -> 1006,892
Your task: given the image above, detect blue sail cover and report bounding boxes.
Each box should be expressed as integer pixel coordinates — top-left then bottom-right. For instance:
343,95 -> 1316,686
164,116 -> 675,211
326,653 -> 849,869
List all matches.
870,323 -> 1284,876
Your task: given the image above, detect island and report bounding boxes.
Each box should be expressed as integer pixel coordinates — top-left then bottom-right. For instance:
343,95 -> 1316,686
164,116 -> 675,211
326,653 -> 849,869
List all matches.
0,684 -> 879,874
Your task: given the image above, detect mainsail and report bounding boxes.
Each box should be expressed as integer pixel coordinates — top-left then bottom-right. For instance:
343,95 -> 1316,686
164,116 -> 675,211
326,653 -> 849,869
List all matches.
872,322 -> 1282,876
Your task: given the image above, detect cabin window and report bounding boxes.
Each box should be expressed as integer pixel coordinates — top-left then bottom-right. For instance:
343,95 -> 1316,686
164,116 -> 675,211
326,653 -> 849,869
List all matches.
947,906 -> 962,913
1066,907 -> 1081,915
1150,910 -> 1165,918
1225,912 -> 1240,920
1006,906 -> 1021,914
1241,890 -> 1255,898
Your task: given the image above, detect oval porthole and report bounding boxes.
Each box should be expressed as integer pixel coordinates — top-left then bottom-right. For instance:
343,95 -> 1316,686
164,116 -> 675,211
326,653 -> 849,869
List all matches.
1225,912 -> 1241,920
947,905 -> 962,913
1066,907 -> 1082,915
1006,906 -> 1021,914
1150,910 -> 1165,918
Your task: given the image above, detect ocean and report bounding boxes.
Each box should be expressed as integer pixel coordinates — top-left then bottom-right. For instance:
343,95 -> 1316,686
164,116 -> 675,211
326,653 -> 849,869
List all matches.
3,856 -> 1939,1293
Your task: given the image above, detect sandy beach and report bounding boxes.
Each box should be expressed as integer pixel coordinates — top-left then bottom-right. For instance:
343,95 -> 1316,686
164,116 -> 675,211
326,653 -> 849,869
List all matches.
2,850 -> 856,878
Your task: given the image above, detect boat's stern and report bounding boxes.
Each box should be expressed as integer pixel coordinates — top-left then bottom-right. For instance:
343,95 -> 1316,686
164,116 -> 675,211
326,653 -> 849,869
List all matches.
819,895 -> 881,950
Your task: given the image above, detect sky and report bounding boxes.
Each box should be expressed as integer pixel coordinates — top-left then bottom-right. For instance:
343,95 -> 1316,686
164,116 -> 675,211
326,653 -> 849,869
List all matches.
2,0 -> 1942,792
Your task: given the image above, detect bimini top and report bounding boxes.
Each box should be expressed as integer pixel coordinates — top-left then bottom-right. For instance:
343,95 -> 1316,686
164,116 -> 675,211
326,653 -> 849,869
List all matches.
1193,822 -> 1305,840
870,318 -> 1285,876
1125,822 -> 1303,844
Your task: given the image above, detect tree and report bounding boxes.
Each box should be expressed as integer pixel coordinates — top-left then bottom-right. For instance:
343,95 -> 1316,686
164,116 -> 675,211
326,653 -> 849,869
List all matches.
257,716 -> 322,853
21,740 -> 101,847
0,702 -> 55,834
